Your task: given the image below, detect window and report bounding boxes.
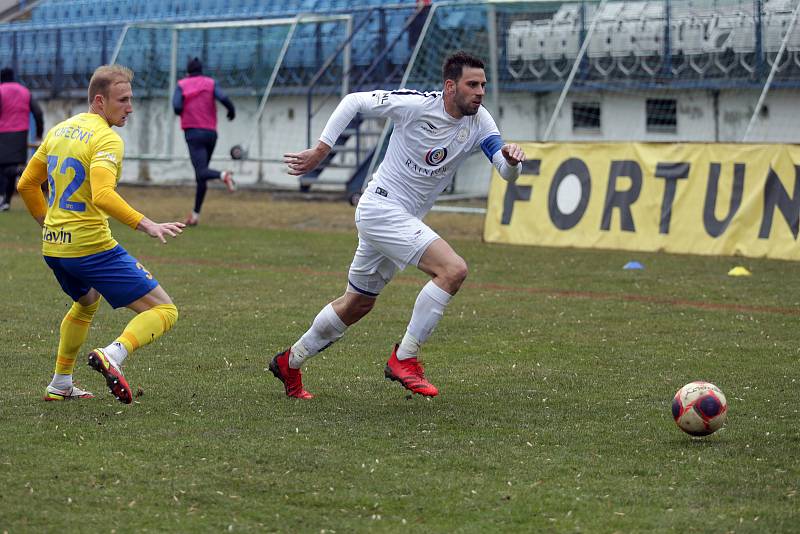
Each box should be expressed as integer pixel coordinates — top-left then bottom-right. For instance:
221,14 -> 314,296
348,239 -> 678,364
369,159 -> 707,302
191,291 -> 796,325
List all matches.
646,99 -> 677,133
572,102 -> 601,131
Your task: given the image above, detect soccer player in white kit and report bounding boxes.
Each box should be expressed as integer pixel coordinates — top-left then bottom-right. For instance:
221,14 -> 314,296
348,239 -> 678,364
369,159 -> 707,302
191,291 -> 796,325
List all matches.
271,51 -> 525,399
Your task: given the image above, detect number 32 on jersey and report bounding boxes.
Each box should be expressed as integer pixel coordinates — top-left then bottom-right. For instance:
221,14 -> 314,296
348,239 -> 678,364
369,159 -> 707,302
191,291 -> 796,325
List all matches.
47,155 -> 87,212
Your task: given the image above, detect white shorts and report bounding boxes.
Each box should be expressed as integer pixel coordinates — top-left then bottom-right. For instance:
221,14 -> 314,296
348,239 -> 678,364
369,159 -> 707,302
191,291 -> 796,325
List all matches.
347,193 -> 439,297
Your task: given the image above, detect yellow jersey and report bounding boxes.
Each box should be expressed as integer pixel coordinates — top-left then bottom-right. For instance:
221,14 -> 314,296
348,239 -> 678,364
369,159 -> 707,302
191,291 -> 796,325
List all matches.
32,113 -> 124,258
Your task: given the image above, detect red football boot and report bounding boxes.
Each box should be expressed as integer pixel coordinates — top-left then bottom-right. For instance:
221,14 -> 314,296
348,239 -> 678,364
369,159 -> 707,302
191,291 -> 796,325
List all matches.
384,344 -> 438,397
221,170 -> 236,192
269,349 -> 314,399
87,348 -> 132,404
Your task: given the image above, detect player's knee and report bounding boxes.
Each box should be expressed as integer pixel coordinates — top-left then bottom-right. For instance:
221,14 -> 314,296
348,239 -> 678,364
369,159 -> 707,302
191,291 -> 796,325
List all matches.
352,297 -> 375,318
154,303 -> 179,332
167,304 -> 179,328
71,298 -> 101,322
447,258 -> 469,287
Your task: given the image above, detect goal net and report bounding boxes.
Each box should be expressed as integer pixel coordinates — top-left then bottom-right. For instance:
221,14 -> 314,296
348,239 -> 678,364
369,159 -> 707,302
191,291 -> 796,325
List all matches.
111,14 -> 353,187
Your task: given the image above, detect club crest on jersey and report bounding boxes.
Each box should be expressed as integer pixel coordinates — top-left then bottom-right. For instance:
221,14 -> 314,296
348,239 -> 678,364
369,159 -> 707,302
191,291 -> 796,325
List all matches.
456,127 -> 469,143
424,147 -> 448,166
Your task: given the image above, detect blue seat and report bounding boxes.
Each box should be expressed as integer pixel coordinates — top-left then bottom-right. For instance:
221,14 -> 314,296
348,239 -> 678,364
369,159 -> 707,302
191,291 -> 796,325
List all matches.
298,0 -> 318,13
206,45 -> 223,72
2,0 -> 429,93
198,0 -> 220,17
109,0 -> 132,22
61,51 -> 77,75
20,50 -> 51,77
351,31 -> 376,67
0,32 -> 14,66
32,29 -> 54,52
32,4 -> 56,23
283,37 -> 304,69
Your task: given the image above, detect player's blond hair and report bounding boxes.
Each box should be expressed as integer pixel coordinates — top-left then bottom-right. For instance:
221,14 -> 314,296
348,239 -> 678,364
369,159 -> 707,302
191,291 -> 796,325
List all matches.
88,64 -> 134,104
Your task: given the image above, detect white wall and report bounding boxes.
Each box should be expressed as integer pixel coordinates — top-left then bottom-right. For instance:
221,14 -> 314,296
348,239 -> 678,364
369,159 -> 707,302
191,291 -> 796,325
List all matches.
38,95 -> 338,189
494,88 -> 800,145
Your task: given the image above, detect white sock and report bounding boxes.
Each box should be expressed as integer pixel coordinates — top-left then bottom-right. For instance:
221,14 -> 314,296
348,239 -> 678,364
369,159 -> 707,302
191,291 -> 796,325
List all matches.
103,341 -> 129,367
289,303 -> 347,369
396,332 -> 421,361
396,281 -> 453,360
49,373 -> 72,390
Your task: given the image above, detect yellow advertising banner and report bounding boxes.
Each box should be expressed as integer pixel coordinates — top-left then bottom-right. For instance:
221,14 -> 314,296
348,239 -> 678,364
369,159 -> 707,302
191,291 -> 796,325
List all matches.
484,142 -> 800,261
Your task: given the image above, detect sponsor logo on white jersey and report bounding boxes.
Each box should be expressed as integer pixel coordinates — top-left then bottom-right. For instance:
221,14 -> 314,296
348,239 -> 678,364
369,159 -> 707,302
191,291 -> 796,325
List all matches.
419,120 -> 438,133
424,147 -> 448,166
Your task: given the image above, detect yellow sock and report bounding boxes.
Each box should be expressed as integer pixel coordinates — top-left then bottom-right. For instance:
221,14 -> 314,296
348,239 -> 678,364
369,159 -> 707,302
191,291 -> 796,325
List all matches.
54,299 -> 101,376
115,304 -> 178,354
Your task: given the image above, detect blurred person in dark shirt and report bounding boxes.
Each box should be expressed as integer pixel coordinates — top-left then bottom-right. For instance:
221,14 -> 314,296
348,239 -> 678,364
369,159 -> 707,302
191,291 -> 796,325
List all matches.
172,57 -> 236,226
0,67 -> 44,211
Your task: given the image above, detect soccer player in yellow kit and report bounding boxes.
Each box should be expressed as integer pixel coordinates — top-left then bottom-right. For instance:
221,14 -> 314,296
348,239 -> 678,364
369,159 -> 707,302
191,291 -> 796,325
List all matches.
17,65 -> 184,404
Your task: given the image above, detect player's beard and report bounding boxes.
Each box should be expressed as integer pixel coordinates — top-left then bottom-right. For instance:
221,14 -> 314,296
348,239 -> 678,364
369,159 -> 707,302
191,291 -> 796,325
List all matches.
454,91 -> 481,116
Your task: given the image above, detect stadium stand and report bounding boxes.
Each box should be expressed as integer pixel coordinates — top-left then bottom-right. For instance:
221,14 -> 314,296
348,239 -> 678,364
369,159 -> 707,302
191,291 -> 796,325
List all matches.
5,0 -> 798,98
3,0 -> 800,192
501,0 -> 800,87
0,0 -> 421,96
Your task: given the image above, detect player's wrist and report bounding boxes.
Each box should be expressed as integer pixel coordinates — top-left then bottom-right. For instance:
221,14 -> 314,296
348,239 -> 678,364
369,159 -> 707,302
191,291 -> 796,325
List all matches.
136,216 -> 154,233
315,141 -> 332,154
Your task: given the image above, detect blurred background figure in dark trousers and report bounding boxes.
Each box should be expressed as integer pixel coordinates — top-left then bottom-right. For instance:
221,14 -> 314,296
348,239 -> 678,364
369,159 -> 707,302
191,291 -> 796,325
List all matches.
172,57 -> 236,226
0,67 -> 44,211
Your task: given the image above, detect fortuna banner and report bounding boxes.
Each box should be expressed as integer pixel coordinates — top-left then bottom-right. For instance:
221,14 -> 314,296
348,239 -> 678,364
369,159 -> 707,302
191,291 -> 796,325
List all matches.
484,143 -> 800,261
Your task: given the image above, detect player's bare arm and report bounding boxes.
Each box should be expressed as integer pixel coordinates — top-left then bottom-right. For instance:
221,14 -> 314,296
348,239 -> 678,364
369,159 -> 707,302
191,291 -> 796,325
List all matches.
89,166 -> 184,244
136,217 -> 185,244
284,141 -> 331,176
501,143 -> 525,166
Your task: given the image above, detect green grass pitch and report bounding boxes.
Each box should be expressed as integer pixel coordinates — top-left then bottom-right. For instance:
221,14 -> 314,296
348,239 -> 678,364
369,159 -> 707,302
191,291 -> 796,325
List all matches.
1,206 -> 799,532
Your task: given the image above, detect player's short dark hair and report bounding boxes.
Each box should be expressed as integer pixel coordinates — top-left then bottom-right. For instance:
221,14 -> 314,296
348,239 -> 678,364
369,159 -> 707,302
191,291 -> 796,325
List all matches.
88,64 -> 134,104
442,51 -> 484,83
187,57 -> 203,75
0,67 -> 14,83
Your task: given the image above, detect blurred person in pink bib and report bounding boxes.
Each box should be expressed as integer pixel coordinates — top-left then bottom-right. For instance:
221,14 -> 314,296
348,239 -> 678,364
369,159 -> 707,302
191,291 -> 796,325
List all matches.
0,67 -> 44,211
173,57 -> 236,226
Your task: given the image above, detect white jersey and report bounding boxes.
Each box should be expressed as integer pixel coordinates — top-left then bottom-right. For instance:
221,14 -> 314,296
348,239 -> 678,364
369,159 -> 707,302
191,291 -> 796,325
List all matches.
320,90 -> 511,217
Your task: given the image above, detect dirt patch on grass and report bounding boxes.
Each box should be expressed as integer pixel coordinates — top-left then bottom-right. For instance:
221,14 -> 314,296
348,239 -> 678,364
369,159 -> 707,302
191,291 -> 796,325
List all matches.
120,184 -> 486,241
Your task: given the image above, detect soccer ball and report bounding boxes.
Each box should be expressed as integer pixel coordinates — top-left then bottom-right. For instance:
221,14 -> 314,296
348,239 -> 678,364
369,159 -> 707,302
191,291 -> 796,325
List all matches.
671,381 -> 728,436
